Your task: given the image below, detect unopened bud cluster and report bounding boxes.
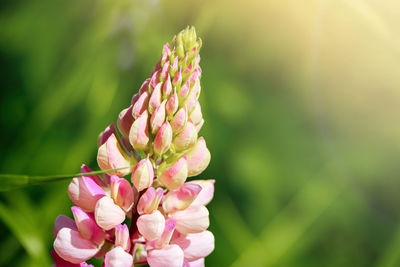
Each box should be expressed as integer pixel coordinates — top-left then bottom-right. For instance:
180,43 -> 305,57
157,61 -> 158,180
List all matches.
51,27 -> 215,267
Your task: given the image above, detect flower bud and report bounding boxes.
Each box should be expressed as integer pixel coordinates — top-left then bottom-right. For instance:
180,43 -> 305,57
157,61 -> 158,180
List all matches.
171,230 -> 214,262
94,196 -> 125,231
104,246 -> 133,267
137,187 -> 164,215
186,137 -> 210,177
158,154 -> 188,190
162,75 -> 172,98
137,210 -> 165,241
68,176 -> 106,212
149,82 -> 162,114
153,219 -> 176,249
169,56 -> 178,77
71,206 -> 105,246
189,101 -> 202,125
114,224 -> 131,252
172,122 -> 197,152
97,133 -> 133,176
98,123 -> 117,148
162,183 -> 202,213
195,119 -> 204,133
139,79 -> 150,94
178,80 -> 190,100
110,175 -> 134,212
172,69 -> 182,88
131,155 -> 154,192
153,121 -> 172,156
147,245 -> 184,267
150,100 -> 166,134
132,91 -> 149,119
166,91 -> 179,117
170,205 -> 209,234
131,93 -> 139,106
160,61 -> 169,82
129,111 -> 150,151
170,107 -> 187,134
150,70 -> 160,90
117,105 -> 134,139
189,180 -> 215,206
54,228 -> 99,264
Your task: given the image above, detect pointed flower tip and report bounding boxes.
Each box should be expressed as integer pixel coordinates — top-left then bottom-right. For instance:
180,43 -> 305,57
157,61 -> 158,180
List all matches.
131,155 -> 154,192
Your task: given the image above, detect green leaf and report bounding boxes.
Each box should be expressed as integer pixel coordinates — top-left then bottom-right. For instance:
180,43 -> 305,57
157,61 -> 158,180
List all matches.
0,167 -> 128,192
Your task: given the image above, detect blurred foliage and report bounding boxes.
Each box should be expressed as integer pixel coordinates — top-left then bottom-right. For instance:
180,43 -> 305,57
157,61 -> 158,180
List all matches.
2,0 -> 400,266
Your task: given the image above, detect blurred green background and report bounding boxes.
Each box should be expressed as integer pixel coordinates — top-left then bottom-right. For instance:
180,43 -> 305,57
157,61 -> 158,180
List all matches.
1,0 -> 400,266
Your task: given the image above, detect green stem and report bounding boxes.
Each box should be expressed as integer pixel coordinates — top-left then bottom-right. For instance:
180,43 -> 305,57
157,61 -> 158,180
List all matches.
0,167 -> 129,192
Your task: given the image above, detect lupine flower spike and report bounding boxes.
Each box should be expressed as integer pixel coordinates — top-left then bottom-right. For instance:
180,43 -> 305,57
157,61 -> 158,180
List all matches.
52,26 -> 214,267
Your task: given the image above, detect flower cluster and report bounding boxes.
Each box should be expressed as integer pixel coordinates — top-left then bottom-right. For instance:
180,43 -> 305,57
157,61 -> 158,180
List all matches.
51,27 -> 215,267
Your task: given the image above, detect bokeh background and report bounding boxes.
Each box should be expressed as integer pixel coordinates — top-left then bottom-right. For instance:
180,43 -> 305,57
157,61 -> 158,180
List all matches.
1,0 -> 400,266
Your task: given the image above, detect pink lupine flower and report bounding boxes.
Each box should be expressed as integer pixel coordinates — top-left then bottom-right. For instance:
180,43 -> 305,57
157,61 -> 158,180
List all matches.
52,27 -> 215,266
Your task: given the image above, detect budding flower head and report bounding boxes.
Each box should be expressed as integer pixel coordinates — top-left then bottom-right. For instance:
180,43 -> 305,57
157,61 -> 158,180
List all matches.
52,26 -> 215,266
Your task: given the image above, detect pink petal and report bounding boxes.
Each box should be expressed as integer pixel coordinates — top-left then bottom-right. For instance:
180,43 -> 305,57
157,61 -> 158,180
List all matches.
166,91 -> 178,117
170,205 -> 209,234
150,99 -> 166,134
162,183 -> 202,213
187,258 -> 205,267
71,206 -> 104,245
94,196 -> 125,231
158,154 -> 188,191
54,215 -> 77,238
133,91 -> 149,118
115,224 -> 131,252
98,123 -> 117,148
68,176 -> 106,212
137,210 -> 165,241
171,231 -> 214,261
147,244 -> 184,267
137,187 -> 164,215
186,137 -> 211,177
152,219 -> 176,249
51,250 -> 92,267
117,106 -> 135,139
153,121 -> 172,156
172,122 -> 197,152
131,155 -> 154,192
110,175 -> 134,212
53,228 -> 99,264
97,133 -> 132,176
149,82 -> 162,114
129,111 -> 150,151
170,107 -> 187,134
104,246 -> 133,267
189,180 -> 215,206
